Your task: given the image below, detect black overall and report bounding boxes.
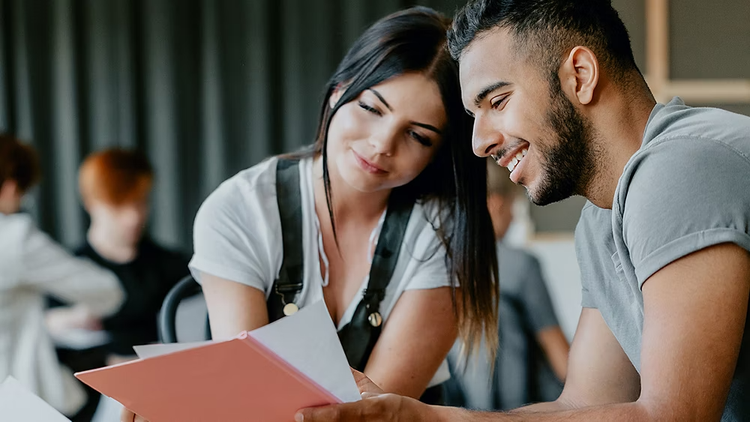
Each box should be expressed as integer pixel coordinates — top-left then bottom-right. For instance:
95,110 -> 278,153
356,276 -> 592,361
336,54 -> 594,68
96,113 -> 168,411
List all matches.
266,158 -> 444,404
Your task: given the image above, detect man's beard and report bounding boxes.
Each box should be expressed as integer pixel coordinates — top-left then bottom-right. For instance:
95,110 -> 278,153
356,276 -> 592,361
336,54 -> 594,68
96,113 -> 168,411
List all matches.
528,80 -> 597,206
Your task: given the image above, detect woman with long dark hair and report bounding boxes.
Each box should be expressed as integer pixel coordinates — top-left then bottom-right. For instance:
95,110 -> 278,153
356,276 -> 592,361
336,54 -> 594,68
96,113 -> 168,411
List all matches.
123,6 -> 497,421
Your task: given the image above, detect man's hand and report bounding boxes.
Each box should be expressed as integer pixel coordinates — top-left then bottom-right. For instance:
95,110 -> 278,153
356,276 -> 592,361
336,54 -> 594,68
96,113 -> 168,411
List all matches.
295,393 -> 439,422
296,369 -> 445,422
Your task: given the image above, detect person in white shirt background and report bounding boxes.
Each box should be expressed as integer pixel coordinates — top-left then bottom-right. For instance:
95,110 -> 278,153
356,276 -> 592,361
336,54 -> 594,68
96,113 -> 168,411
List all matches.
0,133 -> 123,419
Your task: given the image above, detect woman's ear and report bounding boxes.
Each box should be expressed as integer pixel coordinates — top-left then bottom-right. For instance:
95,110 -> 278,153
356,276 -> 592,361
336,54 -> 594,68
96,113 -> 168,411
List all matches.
328,83 -> 347,108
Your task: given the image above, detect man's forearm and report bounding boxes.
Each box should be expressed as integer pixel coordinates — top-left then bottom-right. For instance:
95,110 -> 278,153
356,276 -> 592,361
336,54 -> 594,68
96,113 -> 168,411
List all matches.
433,402 -> 651,422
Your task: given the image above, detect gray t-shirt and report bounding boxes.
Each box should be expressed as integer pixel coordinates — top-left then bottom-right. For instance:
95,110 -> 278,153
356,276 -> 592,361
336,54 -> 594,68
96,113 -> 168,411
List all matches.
446,243 -> 561,410
576,97 -> 750,421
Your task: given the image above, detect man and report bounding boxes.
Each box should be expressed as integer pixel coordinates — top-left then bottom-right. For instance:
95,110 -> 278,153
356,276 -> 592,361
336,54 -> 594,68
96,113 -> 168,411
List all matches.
296,0 -> 750,420
47,148 -> 188,419
49,148 -> 189,356
445,160 -> 569,411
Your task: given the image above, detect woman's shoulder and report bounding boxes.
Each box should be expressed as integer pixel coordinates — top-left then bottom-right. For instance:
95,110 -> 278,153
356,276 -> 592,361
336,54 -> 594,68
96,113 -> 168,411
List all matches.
200,157 -> 281,209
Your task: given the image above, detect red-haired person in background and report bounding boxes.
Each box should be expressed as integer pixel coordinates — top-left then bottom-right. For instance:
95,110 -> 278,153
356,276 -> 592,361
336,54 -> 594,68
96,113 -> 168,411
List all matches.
46,148 -> 189,419
0,134 -> 123,418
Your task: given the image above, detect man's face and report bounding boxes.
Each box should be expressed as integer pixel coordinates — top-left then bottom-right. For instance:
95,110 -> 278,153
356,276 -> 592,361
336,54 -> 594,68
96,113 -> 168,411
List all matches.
88,197 -> 150,247
459,28 -> 596,205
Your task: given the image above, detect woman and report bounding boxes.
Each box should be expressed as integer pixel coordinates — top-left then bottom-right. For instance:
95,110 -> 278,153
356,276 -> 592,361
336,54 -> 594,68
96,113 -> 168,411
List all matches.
123,6 -> 498,421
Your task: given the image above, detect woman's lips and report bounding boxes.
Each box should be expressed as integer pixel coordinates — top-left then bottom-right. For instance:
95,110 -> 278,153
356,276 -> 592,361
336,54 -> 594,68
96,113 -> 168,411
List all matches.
352,151 -> 387,174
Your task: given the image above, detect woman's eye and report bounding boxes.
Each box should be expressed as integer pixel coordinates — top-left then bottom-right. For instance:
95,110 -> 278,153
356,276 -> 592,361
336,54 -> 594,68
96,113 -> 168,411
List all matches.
358,101 -> 382,116
491,95 -> 508,110
409,131 -> 433,147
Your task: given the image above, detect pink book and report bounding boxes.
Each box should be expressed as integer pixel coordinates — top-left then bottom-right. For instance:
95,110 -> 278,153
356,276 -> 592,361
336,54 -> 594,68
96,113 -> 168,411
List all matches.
75,331 -> 340,422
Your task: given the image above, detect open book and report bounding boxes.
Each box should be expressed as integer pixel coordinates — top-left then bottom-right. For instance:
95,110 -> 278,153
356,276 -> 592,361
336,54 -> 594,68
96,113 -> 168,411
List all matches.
75,300 -> 360,422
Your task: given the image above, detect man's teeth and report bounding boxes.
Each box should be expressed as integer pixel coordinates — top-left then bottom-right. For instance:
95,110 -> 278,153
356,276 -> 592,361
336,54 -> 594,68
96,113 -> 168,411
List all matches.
506,148 -> 528,173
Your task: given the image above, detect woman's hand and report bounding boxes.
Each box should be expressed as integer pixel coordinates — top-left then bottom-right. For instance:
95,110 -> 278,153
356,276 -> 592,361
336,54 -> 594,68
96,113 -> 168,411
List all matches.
120,408 -> 147,422
352,368 -> 384,398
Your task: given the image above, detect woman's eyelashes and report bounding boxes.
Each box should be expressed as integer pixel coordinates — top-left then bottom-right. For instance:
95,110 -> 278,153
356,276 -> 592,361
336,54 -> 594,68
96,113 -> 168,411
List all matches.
358,101 -> 382,116
409,131 -> 433,147
358,99 -> 433,147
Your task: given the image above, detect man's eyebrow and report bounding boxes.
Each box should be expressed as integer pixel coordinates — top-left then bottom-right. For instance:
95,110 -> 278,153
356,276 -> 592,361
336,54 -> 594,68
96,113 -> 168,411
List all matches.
474,81 -> 511,107
368,89 -> 392,111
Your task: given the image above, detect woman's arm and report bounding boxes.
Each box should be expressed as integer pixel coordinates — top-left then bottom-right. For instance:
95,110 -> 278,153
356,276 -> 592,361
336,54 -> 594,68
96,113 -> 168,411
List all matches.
201,272 -> 269,340
363,286 -> 457,399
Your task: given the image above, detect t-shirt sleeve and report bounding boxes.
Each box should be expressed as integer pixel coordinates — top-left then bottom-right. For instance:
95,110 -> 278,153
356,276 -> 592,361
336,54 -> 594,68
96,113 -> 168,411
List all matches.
620,138 -> 750,288
575,202 -> 616,309
403,210 -> 452,291
189,170 -> 281,295
519,252 -> 560,333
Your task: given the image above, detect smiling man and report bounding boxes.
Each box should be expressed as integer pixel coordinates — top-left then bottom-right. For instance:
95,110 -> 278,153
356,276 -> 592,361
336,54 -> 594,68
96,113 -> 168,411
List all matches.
296,0 -> 750,421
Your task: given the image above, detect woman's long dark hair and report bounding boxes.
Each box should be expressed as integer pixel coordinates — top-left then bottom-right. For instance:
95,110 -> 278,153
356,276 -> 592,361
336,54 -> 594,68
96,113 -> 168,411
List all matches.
289,7 -> 499,355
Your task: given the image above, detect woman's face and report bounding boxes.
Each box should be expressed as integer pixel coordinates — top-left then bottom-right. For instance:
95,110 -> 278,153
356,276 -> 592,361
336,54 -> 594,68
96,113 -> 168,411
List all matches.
326,72 -> 447,193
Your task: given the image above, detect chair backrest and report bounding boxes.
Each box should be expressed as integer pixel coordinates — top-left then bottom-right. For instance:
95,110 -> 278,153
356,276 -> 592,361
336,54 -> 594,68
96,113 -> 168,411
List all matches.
158,275 -> 211,343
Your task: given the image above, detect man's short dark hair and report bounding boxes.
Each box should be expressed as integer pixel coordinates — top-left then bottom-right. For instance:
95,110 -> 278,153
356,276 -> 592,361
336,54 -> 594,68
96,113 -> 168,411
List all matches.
448,0 -> 640,84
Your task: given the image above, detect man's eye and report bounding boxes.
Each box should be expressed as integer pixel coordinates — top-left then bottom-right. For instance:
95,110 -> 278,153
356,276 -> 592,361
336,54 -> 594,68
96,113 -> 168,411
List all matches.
491,95 -> 508,109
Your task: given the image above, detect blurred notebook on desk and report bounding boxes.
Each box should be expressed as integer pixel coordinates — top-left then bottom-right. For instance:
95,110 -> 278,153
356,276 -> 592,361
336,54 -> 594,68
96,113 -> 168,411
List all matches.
0,376 -> 71,422
75,300 -> 360,422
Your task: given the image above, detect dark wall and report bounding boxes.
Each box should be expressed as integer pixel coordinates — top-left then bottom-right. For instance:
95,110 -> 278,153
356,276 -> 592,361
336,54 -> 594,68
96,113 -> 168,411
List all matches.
1,0 -> 747,245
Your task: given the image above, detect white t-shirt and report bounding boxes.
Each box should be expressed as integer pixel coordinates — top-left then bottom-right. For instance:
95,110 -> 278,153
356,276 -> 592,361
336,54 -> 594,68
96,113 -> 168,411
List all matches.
189,156 -> 452,385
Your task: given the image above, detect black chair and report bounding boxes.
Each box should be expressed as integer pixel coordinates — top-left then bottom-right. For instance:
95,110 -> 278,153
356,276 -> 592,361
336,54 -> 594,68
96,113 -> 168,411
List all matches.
158,275 -> 211,343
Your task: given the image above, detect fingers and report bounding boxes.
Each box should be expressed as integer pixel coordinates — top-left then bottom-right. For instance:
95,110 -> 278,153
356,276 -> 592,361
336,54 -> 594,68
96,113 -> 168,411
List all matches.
350,367 -> 385,395
120,408 -> 149,422
296,394 -> 411,422
295,402 -> 359,422
120,408 -> 136,422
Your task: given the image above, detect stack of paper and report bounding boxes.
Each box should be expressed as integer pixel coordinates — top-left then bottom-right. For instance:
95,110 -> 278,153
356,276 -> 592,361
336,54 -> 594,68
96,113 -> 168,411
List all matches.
76,300 -> 360,422
0,376 -> 71,422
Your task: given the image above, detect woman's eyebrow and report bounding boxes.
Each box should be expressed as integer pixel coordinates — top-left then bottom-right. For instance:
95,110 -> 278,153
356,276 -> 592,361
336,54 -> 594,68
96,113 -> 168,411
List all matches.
368,88 -> 442,135
412,122 -> 442,135
367,89 -> 392,111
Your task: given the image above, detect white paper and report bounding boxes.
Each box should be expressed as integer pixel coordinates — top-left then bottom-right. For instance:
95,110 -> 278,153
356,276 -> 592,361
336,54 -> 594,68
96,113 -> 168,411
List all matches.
133,340 -> 212,359
0,376 -> 71,422
131,300 -> 360,403
248,300 -> 361,403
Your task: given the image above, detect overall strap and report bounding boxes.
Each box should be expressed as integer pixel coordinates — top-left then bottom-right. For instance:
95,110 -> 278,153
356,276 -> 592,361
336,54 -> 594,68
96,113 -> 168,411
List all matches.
267,158 -> 304,322
337,194 -> 414,371
364,196 -> 414,311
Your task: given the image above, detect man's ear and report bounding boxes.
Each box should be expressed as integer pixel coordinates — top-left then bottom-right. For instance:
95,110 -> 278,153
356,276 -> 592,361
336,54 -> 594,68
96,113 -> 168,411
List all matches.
559,46 -> 600,105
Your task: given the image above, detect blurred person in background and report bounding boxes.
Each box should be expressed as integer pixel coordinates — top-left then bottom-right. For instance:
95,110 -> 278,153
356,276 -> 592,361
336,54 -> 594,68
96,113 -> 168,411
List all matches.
0,133 -> 123,418
444,159 -> 569,410
47,148 -> 189,420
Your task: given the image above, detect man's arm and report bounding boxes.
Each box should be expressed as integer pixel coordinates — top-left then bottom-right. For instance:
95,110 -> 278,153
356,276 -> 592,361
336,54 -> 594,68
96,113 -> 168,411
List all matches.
297,243 -> 749,421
